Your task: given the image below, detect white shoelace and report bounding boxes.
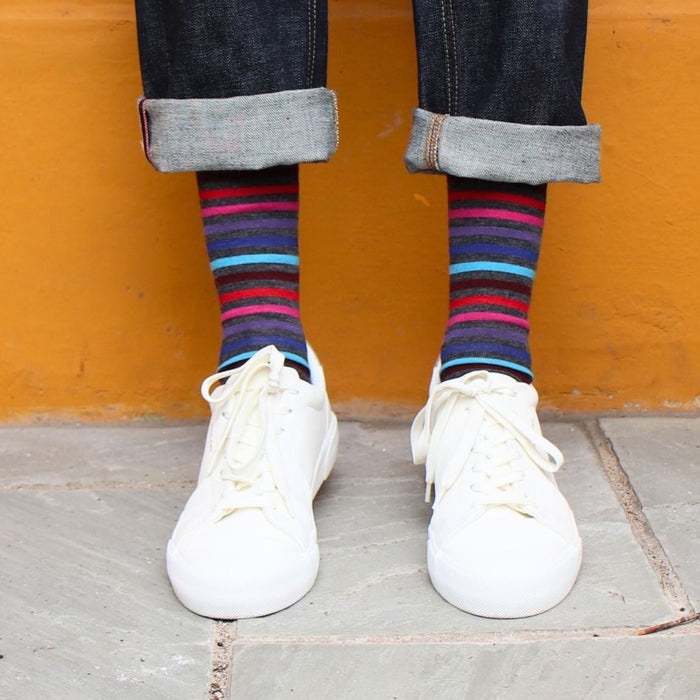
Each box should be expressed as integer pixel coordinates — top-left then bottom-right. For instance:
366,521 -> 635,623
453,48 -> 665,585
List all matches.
200,348 -> 294,521
411,372 -> 563,515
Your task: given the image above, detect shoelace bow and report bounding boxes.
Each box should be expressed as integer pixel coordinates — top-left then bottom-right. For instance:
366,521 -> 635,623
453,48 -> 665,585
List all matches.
200,349 -> 294,522
411,372 -> 563,516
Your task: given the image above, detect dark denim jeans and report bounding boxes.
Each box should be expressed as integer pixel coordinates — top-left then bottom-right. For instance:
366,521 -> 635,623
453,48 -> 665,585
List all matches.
135,0 -> 600,183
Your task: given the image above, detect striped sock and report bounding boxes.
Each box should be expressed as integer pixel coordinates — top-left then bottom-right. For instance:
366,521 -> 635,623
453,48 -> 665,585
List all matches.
197,166 -> 310,382
440,177 -> 547,384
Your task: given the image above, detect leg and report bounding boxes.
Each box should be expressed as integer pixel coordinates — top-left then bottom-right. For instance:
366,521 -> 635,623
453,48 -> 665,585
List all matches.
136,0 -> 336,380
135,0 -> 338,618
408,0 -> 598,618
408,0 -> 599,384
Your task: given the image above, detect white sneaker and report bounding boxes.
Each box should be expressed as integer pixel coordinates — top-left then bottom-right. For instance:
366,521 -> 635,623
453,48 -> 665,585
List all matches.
411,367 -> 582,618
166,345 -> 338,619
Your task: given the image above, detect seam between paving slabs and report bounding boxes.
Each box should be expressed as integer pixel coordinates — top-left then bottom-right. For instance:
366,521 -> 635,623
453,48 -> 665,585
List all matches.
0,481 -> 196,492
208,621 -> 236,700
584,418 -> 695,617
229,624 -> 700,647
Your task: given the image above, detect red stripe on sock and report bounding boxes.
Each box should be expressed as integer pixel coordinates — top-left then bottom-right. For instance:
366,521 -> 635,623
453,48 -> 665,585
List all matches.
449,295 -> 529,312
199,184 -> 299,200
219,287 -> 299,304
448,191 -> 546,211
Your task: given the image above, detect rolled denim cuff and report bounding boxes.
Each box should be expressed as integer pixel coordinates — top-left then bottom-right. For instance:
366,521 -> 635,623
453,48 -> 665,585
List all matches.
404,108 -> 601,184
138,87 -> 338,172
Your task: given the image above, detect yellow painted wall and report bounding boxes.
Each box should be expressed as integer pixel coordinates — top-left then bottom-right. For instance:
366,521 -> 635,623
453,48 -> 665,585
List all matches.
1,0 -> 699,421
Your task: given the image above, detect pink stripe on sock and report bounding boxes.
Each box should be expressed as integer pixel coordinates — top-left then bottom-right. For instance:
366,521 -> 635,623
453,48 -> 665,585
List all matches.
220,287 -> 299,305
202,201 -> 298,218
449,208 -> 544,226
447,312 -> 530,329
221,304 -> 301,322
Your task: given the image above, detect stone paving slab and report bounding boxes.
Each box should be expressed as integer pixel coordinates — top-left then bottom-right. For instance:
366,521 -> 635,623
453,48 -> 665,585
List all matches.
0,488 -> 210,699
600,417 -> 700,607
230,635 -> 700,700
237,422 -> 670,640
599,417 -> 700,507
0,423 -> 206,487
1,418 -> 697,699
644,504 -> 700,608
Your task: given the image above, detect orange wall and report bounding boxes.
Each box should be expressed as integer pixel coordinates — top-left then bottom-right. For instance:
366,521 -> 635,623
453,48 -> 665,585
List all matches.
1,0 -> 699,421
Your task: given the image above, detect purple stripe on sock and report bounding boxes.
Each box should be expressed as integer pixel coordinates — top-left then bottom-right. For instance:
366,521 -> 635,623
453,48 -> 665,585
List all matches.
443,342 -> 531,363
204,219 -> 297,235
206,235 -> 297,252
222,334 -> 308,356
221,318 -> 303,337
444,326 -> 527,344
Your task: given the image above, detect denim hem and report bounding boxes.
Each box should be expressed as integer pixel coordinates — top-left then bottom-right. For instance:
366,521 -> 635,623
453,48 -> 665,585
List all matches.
404,108 -> 601,184
138,88 -> 338,172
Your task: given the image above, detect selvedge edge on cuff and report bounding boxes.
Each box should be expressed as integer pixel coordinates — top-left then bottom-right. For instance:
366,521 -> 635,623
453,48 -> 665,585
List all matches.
404,108 -> 601,184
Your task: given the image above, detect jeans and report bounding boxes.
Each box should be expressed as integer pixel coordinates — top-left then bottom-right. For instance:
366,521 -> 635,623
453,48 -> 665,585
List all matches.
135,0 -> 600,184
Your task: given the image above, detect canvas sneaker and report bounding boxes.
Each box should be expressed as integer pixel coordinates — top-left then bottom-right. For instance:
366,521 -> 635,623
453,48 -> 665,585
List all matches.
166,345 -> 338,619
411,366 -> 582,618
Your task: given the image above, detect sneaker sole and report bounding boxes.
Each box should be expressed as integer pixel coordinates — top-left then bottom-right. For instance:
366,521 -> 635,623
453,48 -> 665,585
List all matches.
167,413 -> 339,620
427,537 -> 582,619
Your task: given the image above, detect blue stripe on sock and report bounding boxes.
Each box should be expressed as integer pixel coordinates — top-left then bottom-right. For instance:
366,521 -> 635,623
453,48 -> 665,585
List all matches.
449,243 -> 539,263
440,356 -> 534,378
449,261 -> 536,279
206,236 -> 297,253
211,254 -> 299,271
218,350 -> 310,372
218,351 -> 257,370
281,352 -> 311,369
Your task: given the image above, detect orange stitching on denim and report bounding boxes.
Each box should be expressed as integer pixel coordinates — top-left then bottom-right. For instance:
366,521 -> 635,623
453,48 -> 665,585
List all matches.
307,0 -> 318,89
425,113 -> 447,171
311,0 -> 318,89
331,91 -> 340,151
438,0 -> 452,114
446,0 -> 459,108
140,98 -> 151,161
307,0 -> 311,87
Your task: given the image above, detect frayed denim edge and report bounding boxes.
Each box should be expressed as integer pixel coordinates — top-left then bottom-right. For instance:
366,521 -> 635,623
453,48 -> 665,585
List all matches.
139,88 -> 338,172
404,108 -> 601,184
